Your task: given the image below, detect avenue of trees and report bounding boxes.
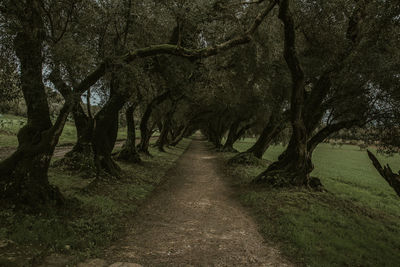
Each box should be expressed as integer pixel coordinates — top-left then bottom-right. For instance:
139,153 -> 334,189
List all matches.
0,0 -> 399,209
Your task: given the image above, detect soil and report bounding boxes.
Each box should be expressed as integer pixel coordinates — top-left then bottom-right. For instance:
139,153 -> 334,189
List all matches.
83,136 -> 293,266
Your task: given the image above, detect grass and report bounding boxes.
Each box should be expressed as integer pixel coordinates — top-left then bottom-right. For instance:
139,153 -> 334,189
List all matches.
223,139 -> 400,266
0,138 -> 191,266
0,114 -> 142,147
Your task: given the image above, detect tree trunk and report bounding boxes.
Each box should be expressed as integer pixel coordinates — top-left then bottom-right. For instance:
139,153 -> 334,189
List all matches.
222,120 -> 241,152
253,0 -> 314,187
157,122 -> 169,152
137,91 -> 171,155
157,103 -> 178,152
70,103 -> 94,155
367,150 -> 400,197
170,125 -> 188,146
49,65 -> 96,174
116,104 -> 141,163
53,103 -> 96,174
254,134 -> 315,186
208,126 -> 223,149
92,92 -> 126,177
228,113 -> 284,165
0,7 -> 65,207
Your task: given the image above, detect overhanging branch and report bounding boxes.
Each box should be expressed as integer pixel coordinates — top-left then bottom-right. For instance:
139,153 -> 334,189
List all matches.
74,0 -> 277,95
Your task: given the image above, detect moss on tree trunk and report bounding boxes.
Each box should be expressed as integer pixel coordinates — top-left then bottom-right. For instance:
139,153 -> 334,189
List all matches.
0,8 -> 65,208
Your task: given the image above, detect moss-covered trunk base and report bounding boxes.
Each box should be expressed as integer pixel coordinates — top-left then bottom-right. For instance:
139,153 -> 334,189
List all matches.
252,148 -> 323,190
217,145 -> 239,153
253,165 -> 323,191
53,147 -> 96,178
1,153 -> 64,209
116,148 -> 141,164
228,152 -> 265,166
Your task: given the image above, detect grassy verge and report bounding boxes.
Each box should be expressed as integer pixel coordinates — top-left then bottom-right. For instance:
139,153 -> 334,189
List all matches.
0,138 -> 191,266
222,140 -> 400,266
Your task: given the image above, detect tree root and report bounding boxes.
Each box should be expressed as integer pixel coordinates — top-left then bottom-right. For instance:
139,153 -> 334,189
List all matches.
253,169 -> 324,191
115,148 -> 142,164
228,152 -> 264,166
52,151 -> 97,178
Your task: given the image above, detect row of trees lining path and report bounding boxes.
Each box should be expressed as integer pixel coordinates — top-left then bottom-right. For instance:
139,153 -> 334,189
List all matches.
0,0 -> 400,210
0,0 -> 277,208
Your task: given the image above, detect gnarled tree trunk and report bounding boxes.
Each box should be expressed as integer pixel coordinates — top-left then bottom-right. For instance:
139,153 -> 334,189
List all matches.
170,125 -> 188,146
92,89 -> 126,177
0,5 -> 65,207
53,102 -> 96,174
157,101 -> 179,152
367,150 -> 400,197
137,91 -> 171,155
116,104 -> 141,163
253,0 -> 363,188
253,0 -> 314,187
222,120 -> 241,152
229,112 -> 285,165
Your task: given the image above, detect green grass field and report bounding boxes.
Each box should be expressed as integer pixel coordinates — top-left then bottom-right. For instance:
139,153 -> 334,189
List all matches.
0,114 -> 139,147
224,139 -> 400,266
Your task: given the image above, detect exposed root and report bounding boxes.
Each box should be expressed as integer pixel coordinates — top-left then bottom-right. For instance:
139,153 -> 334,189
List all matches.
115,148 -> 142,164
253,169 -> 324,191
52,151 -> 96,178
228,152 -> 265,166
217,146 -> 239,153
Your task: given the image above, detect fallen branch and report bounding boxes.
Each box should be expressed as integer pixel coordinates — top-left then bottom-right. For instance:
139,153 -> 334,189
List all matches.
367,150 -> 400,197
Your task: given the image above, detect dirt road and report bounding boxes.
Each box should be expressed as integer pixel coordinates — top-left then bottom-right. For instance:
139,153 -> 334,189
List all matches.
96,136 -> 292,266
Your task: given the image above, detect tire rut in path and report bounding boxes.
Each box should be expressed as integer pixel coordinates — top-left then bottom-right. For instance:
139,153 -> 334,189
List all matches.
104,136 -> 293,266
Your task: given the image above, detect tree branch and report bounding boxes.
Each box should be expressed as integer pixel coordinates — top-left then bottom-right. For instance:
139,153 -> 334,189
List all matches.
367,150 -> 400,197
307,119 -> 358,153
73,0 -> 277,95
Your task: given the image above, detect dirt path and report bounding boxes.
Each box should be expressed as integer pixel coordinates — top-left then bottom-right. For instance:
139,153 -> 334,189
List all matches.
92,136 -> 292,266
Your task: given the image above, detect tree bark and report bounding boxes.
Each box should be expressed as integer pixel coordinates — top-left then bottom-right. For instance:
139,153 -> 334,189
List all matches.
116,104 -> 141,163
229,111 -> 286,165
157,109 -> 175,152
367,150 -> 400,197
170,125 -> 188,146
69,103 -> 94,155
137,91 -> 171,155
0,3 -> 65,207
222,120 -> 241,152
92,88 -> 127,177
49,66 -> 96,173
247,121 -> 284,159
253,0 -> 314,187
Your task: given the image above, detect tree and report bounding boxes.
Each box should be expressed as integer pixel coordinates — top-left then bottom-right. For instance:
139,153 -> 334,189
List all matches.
254,0 -> 395,188
0,0 -> 75,206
